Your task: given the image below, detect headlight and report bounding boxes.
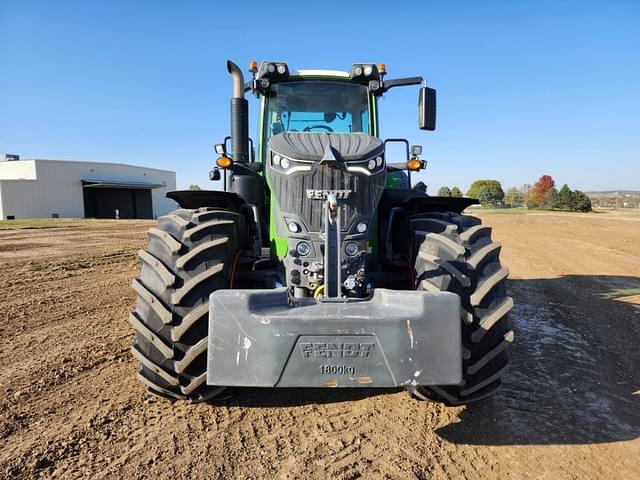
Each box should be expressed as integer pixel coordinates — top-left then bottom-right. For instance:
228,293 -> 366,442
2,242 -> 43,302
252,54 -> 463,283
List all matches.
270,152 -> 312,174
346,155 -> 384,176
288,222 -> 300,233
296,242 -> 311,256
345,242 -> 359,256
356,222 -> 367,233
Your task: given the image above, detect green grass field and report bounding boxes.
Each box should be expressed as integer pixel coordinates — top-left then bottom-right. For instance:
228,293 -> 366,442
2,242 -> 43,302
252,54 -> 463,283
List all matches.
470,207 -> 640,217
0,218 -> 90,230
467,207 -> 532,215
0,218 -> 156,230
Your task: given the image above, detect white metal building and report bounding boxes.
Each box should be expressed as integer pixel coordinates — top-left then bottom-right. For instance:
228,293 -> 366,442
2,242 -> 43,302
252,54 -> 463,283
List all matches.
0,157 -> 177,220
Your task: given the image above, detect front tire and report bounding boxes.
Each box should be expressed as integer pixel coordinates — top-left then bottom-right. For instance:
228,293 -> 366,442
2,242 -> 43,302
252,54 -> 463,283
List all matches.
405,211 -> 514,405
130,208 -> 247,401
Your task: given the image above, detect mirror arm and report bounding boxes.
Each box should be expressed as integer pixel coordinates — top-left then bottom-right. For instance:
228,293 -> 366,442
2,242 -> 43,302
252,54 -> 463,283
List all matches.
379,76 -> 424,94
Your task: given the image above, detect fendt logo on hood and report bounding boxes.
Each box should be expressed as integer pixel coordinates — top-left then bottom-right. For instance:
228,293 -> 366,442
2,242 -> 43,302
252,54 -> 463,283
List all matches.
306,189 -> 352,200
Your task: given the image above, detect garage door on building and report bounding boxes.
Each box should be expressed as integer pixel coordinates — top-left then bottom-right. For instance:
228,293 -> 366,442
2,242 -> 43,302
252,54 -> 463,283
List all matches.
82,178 -> 163,219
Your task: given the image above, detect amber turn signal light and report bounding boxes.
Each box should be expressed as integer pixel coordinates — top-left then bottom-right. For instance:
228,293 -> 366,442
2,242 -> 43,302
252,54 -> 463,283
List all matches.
407,159 -> 423,171
216,156 -> 233,169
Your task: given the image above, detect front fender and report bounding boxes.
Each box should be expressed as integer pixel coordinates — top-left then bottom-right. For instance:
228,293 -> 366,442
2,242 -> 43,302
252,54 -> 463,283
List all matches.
166,190 -> 246,211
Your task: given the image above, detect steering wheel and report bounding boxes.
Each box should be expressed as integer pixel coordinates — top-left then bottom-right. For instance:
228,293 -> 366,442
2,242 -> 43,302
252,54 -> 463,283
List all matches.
304,125 -> 334,133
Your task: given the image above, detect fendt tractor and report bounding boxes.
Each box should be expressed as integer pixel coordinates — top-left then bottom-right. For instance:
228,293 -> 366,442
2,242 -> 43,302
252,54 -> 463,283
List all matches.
130,60 -> 514,405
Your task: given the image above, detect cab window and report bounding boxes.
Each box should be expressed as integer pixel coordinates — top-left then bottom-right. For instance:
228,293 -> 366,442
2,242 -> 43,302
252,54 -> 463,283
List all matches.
265,81 -> 370,143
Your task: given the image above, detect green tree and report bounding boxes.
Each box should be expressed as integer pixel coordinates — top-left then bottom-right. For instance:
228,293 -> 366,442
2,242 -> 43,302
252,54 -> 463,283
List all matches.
477,185 -> 505,207
189,184 -> 202,191
504,187 -> 523,208
573,190 -> 592,212
437,186 -> 452,197
467,180 -> 504,199
558,184 -> 574,211
451,186 -> 463,197
543,187 -> 560,209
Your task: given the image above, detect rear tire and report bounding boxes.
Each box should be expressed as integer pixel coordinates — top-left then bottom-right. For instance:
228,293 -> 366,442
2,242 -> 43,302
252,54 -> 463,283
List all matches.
405,211 -> 514,405
130,208 -> 248,401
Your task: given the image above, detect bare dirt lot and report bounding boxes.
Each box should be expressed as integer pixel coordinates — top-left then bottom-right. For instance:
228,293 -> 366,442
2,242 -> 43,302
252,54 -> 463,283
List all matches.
1,212 -> 639,479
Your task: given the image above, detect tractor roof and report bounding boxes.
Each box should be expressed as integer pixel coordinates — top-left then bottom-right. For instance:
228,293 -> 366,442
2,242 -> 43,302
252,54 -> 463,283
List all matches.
292,70 -> 350,78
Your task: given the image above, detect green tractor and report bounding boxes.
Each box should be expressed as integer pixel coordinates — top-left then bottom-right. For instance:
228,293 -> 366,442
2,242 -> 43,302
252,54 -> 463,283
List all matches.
130,60 -> 514,405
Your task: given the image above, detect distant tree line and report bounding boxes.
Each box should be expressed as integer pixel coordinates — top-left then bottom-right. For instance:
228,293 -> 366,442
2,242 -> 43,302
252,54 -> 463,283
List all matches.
466,180 -> 504,207
437,186 -> 463,197
522,175 -> 591,211
438,180 -> 505,207
439,175 -> 592,212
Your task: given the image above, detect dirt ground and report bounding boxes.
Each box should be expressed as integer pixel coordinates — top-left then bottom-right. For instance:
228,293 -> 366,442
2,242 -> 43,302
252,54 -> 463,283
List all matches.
1,212 -> 639,479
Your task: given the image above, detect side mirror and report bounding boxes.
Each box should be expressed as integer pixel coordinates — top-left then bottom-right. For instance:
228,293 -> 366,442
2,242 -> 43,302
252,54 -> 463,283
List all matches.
418,87 -> 436,131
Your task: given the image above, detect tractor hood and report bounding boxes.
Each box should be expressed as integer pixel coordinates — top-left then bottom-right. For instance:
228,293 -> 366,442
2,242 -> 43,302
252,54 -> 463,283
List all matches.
265,131 -> 388,298
269,132 -> 383,162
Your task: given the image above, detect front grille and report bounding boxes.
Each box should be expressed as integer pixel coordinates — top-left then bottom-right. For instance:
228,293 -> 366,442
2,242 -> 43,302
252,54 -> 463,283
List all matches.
270,163 -> 386,231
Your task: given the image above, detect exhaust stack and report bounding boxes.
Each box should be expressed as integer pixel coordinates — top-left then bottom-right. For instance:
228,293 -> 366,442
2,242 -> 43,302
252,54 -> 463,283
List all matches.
227,60 -> 249,163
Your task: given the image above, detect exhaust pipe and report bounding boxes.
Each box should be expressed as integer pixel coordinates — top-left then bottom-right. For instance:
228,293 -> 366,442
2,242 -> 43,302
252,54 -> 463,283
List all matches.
227,60 -> 249,164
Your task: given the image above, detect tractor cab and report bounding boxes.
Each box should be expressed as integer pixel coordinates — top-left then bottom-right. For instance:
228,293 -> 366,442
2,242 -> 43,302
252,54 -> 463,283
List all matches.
213,61 -> 434,176
253,62 -> 430,163
209,61 -> 444,259
262,76 -> 373,146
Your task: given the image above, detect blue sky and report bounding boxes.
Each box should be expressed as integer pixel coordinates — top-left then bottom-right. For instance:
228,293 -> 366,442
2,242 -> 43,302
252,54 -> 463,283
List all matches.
1,0 -> 638,192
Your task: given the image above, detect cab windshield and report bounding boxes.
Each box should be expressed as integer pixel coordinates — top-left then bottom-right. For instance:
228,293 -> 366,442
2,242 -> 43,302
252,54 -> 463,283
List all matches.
264,81 -> 371,143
